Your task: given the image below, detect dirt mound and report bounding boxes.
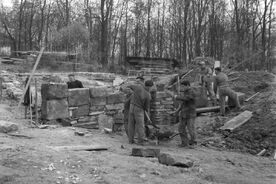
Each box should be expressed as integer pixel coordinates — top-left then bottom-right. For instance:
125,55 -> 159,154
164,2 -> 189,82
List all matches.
229,71 -> 274,95
222,72 -> 276,156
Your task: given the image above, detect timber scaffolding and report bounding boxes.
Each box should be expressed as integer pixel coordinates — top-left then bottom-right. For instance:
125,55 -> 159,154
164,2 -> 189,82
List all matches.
126,56 -> 179,75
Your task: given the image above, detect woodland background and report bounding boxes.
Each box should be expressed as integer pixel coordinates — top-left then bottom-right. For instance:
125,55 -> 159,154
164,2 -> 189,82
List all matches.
0,0 -> 275,71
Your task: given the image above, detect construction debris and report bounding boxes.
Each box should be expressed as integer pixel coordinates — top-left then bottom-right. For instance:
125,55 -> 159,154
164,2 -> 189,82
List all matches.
158,153 -> 194,168
245,92 -> 260,102
220,111 -> 253,131
0,121 -> 18,133
257,149 -> 266,156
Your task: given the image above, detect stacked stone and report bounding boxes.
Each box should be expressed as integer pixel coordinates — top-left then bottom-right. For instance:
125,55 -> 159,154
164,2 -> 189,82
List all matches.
67,88 -> 100,128
150,91 -> 175,125
90,87 -> 125,130
41,83 -> 69,120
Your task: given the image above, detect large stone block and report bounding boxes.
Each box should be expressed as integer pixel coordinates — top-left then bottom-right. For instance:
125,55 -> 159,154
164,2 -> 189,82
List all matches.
41,99 -> 69,120
131,148 -> 160,157
0,121 -> 18,133
73,122 -> 99,129
70,105 -> 90,118
41,83 -> 68,100
91,97 -> 106,106
68,88 -> 90,106
158,153 -> 194,168
90,105 -> 106,112
89,87 -> 108,98
107,93 -> 125,104
106,103 -> 124,110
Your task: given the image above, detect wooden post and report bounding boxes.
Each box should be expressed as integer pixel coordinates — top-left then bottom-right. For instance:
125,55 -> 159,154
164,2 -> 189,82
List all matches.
0,77 -> 2,101
17,47 -> 45,109
29,80 -> 32,123
35,78 -> 38,124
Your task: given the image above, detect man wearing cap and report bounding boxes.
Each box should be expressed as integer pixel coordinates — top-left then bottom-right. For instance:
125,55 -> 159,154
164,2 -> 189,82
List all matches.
67,74 -> 84,89
198,61 -> 217,106
171,80 -> 197,147
214,67 -> 241,116
127,80 -> 152,145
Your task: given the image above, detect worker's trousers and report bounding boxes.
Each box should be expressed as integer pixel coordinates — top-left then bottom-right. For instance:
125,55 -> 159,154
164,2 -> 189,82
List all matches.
128,104 -> 145,144
219,87 -> 241,115
205,82 -> 217,106
179,117 -> 196,146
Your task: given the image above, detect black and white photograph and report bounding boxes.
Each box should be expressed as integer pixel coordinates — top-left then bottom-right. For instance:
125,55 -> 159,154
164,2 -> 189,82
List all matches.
0,0 -> 275,183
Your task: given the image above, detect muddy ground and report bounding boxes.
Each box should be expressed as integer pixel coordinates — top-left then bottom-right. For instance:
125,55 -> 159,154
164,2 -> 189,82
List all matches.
0,62 -> 276,184
0,102 -> 276,184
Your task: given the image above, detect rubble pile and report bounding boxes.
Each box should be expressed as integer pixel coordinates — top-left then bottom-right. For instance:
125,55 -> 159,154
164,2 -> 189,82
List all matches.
228,71 -> 274,96
197,71 -> 276,156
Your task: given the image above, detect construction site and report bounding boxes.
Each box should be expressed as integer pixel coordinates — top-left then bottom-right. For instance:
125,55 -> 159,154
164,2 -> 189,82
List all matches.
0,0 -> 276,183
0,52 -> 275,184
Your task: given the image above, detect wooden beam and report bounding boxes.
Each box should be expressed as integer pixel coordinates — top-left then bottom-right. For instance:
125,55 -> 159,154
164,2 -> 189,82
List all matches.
49,145 -> 108,151
196,106 -> 221,113
220,111 -> 253,131
245,92 -> 260,102
17,47 -> 45,109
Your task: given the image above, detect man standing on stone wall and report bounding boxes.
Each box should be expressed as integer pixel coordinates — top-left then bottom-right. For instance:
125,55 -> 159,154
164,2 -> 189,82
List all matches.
214,67 -> 241,116
127,80 -> 152,145
67,74 -> 84,89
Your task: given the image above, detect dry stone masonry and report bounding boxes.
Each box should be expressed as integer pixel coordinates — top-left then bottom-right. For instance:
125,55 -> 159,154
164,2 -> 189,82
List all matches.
41,83 -> 126,130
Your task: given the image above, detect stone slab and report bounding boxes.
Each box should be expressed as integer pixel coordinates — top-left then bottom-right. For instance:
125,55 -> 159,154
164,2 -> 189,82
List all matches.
78,116 -> 98,123
106,103 -> 124,110
41,99 -> 69,120
107,93 -> 125,104
131,148 -> 160,157
0,121 -> 18,133
158,153 -> 194,168
90,105 -> 106,112
90,87 -> 108,98
71,104 -> 90,118
41,83 -> 68,100
91,97 -> 106,106
68,88 -> 90,106
73,122 -> 99,129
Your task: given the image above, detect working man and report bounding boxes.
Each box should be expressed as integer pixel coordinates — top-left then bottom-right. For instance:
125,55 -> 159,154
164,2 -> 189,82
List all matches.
214,67 -> 241,116
67,74 -> 84,89
127,80 -> 152,145
198,61 -> 217,106
171,80 -> 197,147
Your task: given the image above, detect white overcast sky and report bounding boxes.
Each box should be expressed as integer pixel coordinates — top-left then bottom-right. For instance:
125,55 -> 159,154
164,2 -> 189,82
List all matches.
1,0 -> 12,7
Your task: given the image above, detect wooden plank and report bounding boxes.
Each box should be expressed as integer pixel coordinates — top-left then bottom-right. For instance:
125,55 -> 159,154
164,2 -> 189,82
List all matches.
196,106 -> 221,113
245,92 -> 260,102
220,110 -> 253,131
17,47 -> 45,109
49,145 -> 108,151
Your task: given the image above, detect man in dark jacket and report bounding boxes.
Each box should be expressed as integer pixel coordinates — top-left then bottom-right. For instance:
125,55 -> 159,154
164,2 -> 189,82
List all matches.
171,80 -> 197,147
67,74 -> 84,89
127,80 -> 152,145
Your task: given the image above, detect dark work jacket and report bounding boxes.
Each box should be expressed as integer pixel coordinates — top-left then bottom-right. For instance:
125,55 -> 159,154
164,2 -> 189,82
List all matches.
176,87 -> 196,119
128,84 -> 151,112
67,80 -> 84,89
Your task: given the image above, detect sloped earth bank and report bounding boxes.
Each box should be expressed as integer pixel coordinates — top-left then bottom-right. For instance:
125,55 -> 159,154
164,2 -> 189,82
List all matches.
196,72 -> 276,156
